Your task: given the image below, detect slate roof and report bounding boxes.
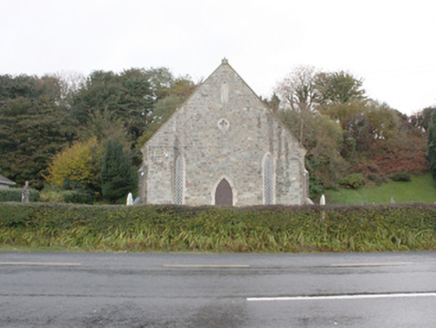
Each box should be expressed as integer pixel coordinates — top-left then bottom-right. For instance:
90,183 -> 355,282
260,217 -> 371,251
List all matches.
0,174 -> 16,187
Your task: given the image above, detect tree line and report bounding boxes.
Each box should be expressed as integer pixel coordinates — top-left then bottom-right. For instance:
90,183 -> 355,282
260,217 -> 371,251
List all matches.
0,65 -> 433,203
264,66 -> 433,198
0,68 -> 196,203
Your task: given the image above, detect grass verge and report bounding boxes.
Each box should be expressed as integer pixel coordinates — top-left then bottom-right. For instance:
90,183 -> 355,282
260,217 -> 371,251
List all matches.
325,173 -> 436,204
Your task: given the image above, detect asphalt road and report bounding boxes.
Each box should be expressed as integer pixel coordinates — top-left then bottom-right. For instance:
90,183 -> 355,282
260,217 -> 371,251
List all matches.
0,251 -> 435,327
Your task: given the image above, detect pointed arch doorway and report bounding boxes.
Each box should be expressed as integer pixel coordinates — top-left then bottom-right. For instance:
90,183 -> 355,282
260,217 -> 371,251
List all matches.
215,178 -> 233,205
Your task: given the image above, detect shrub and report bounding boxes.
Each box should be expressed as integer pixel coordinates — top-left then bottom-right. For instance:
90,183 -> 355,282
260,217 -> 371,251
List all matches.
340,173 -> 365,189
367,174 -> 387,186
309,179 -> 325,199
0,203 -> 435,253
390,172 -> 411,182
0,188 -> 40,202
39,189 -> 65,203
62,190 -> 95,204
367,163 -> 380,173
40,189 -> 94,204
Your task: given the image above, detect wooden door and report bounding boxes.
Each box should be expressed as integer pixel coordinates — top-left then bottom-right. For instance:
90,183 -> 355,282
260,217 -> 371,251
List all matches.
215,179 -> 233,205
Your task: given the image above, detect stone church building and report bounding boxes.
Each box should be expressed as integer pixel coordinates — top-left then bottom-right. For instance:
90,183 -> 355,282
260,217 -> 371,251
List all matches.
139,59 -> 310,206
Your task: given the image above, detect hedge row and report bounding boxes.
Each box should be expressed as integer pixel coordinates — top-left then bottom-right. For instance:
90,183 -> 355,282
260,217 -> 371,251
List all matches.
0,188 -> 40,202
0,202 -> 435,252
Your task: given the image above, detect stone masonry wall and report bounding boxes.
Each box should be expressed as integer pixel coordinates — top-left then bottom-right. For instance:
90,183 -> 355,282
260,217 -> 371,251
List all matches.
141,61 -> 307,205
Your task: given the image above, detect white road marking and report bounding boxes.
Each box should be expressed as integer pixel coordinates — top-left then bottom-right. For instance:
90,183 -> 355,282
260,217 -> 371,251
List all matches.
247,292 -> 436,302
0,262 -> 81,266
330,262 -> 413,267
163,264 -> 250,268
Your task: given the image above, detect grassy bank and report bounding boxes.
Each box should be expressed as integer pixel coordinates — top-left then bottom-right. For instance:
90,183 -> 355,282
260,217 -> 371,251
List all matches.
325,173 -> 436,204
1,202 -> 435,253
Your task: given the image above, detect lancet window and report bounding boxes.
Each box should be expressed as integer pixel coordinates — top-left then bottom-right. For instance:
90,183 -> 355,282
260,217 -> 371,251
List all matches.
264,154 -> 274,205
175,155 -> 184,204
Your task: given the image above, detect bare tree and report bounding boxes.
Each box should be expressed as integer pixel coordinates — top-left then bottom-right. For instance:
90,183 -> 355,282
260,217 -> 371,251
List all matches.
275,65 -> 318,112
275,66 -> 319,143
54,71 -> 86,106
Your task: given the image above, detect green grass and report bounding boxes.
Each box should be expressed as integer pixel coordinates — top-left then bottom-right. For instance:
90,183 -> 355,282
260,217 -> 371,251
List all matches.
325,173 -> 436,204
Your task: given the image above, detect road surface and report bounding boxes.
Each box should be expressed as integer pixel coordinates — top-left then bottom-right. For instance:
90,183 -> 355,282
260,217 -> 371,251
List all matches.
1,251 -> 435,327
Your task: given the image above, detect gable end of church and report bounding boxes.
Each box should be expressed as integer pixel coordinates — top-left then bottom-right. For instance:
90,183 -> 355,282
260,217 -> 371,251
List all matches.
139,59 -> 310,206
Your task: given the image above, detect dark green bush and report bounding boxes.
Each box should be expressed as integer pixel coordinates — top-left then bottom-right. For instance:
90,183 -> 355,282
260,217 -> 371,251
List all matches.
309,180 -> 325,199
61,190 -> 95,204
390,172 -> 411,182
308,174 -> 325,199
367,174 -> 387,186
340,173 -> 366,189
0,188 -> 40,202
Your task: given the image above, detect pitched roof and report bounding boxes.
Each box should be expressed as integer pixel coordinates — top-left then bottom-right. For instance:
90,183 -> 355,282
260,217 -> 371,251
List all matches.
0,174 -> 16,186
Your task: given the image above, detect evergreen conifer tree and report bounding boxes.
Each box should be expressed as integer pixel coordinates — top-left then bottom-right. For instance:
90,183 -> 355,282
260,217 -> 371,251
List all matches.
428,110 -> 436,180
101,140 -> 134,203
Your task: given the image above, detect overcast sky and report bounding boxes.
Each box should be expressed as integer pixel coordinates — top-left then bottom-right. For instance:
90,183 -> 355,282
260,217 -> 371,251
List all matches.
1,0 -> 435,115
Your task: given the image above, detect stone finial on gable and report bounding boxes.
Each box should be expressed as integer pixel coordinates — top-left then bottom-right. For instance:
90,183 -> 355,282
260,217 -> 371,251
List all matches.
221,58 -> 229,65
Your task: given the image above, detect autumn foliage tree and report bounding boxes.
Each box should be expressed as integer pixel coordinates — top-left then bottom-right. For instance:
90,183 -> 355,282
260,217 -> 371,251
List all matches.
273,66 -> 427,198
45,137 -> 100,193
